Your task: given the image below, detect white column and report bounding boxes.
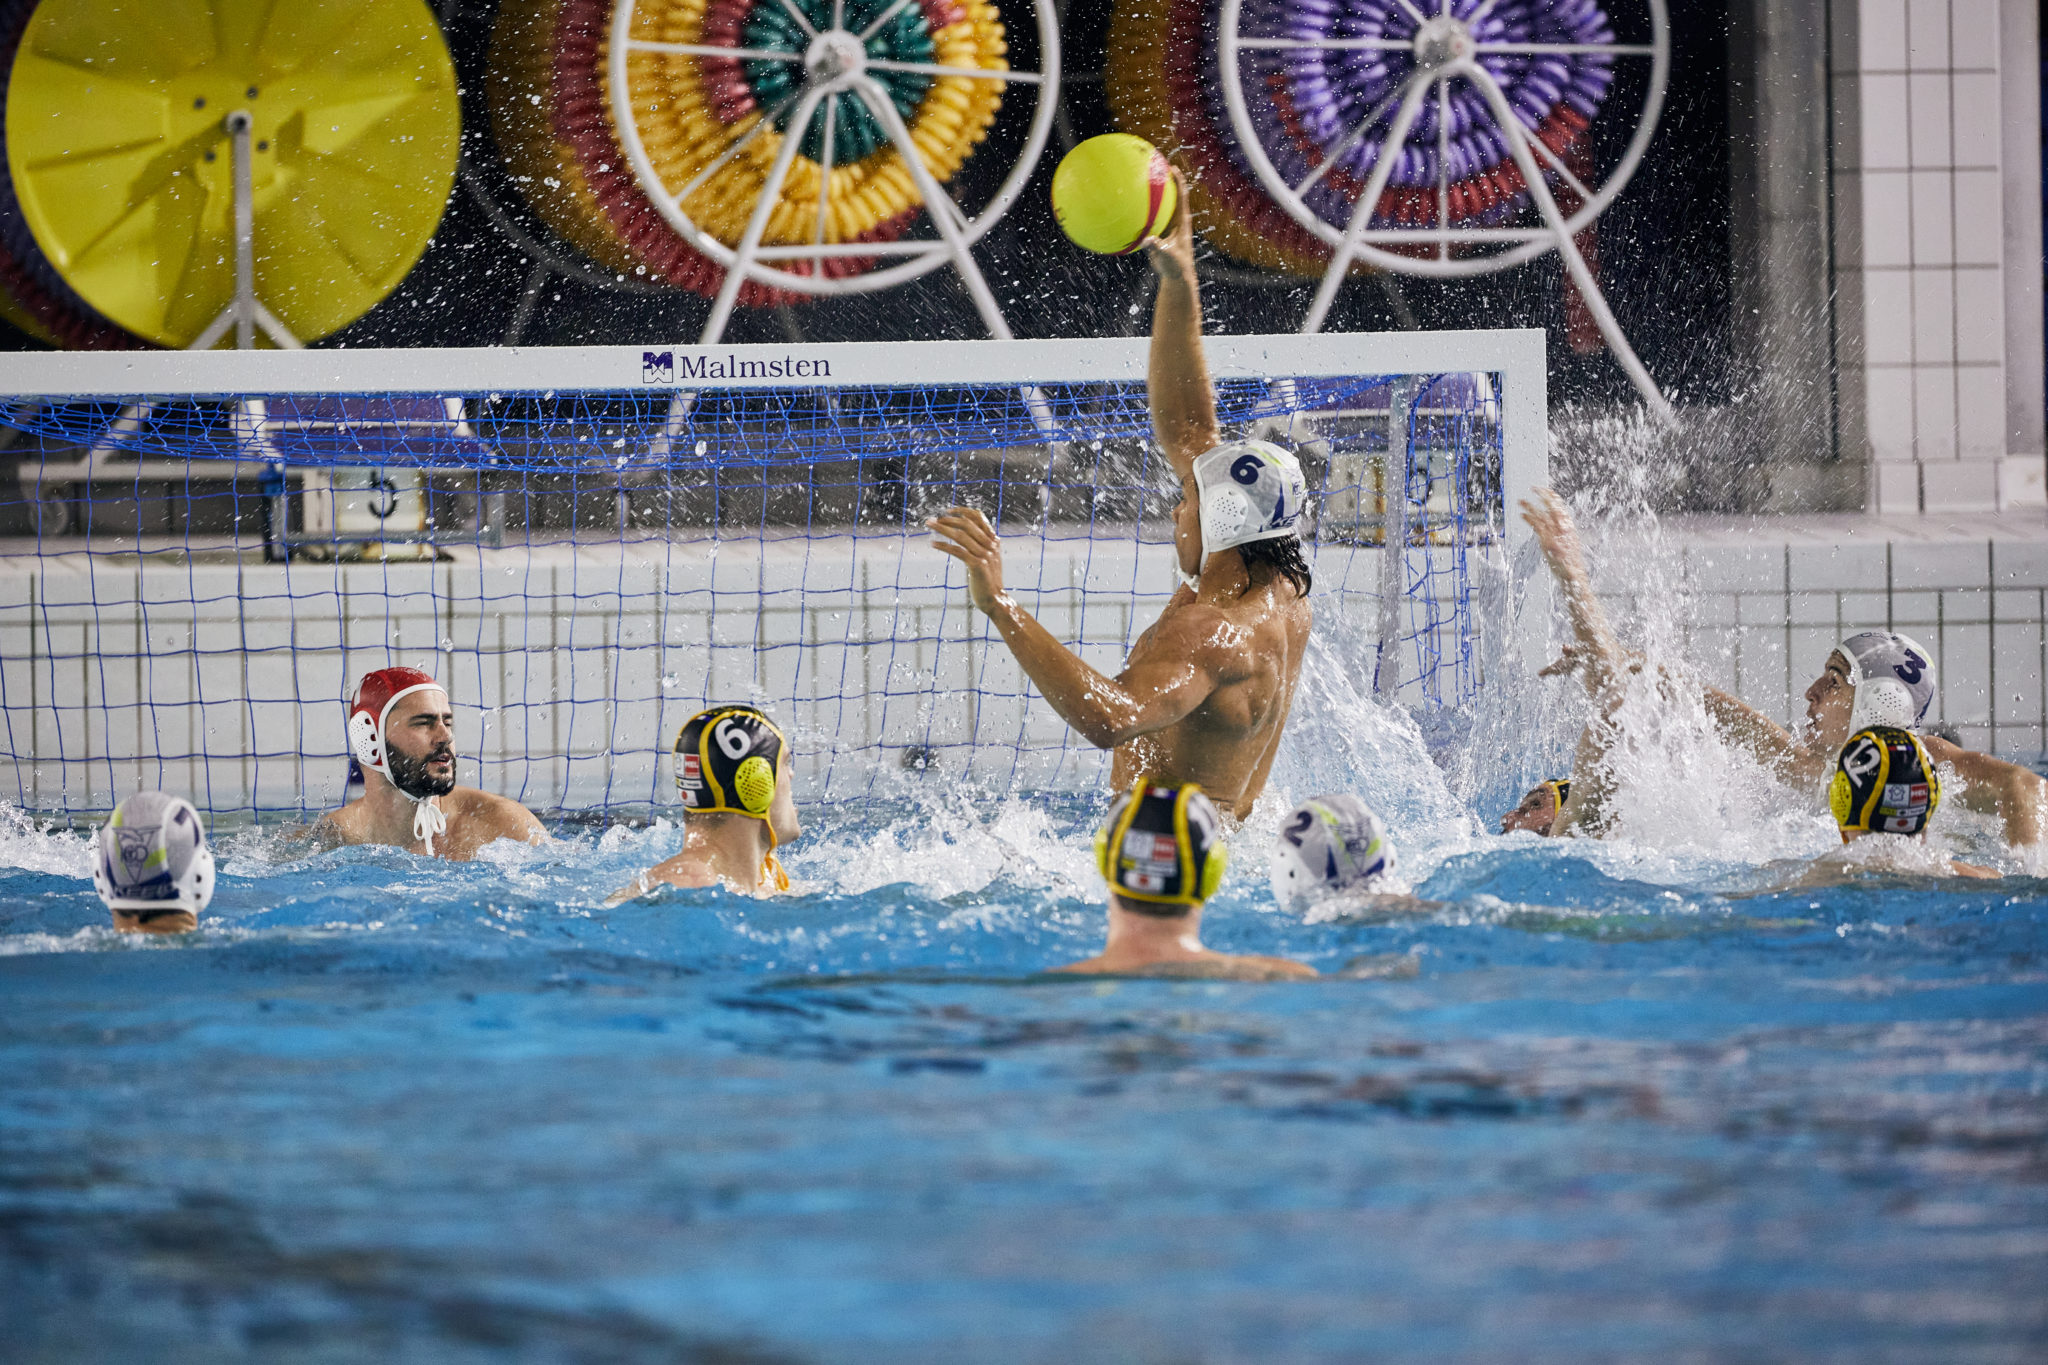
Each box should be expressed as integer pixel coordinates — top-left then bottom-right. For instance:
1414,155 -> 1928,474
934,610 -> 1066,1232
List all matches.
1835,0 -> 2044,512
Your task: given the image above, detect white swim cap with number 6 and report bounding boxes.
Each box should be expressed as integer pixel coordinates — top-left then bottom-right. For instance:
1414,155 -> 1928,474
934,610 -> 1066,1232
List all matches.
1191,439 -> 1308,561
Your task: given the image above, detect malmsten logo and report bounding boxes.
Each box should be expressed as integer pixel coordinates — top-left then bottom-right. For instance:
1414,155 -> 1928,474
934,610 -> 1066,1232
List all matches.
641,350 -> 832,383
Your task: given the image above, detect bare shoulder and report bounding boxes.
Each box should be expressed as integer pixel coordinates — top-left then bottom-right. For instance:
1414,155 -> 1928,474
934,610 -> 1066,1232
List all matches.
1229,954 -> 1318,980
451,788 -> 548,842
305,809 -> 353,849
607,852 -> 717,903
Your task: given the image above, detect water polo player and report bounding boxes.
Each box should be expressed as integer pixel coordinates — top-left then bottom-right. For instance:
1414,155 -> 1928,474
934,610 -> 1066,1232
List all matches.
313,668 -> 546,859
1824,726 -> 1995,877
1522,488 -> 2046,853
1058,779 -> 1315,980
94,791 -> 214,934
1272,794 -> 1392,901
614,703 -> 802,899
928,174 -> 1312,821
1501,780 -> 1571,836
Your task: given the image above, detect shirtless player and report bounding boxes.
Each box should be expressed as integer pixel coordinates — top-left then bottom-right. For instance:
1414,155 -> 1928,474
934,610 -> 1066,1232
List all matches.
313,668 -> 546,859
927,174 -> 1312,820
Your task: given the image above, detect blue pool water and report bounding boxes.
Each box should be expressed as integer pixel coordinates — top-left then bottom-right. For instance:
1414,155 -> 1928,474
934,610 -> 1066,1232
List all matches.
3,699 -> 2047,1362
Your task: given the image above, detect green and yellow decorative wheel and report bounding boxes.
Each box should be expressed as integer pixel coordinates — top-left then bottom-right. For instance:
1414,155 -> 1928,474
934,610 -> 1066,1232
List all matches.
607,0 -> 1057,331
4,0 -> 460,347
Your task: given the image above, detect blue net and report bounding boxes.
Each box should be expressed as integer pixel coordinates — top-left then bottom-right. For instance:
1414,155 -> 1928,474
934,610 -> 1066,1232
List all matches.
0,371 -> 1503,818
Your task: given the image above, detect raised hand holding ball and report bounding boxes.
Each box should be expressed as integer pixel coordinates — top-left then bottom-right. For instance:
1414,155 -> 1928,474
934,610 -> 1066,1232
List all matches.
1051,134 -> 1178,255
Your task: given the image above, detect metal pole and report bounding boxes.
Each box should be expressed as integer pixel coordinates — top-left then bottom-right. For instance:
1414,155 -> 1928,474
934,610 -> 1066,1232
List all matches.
228,110 -> 256,351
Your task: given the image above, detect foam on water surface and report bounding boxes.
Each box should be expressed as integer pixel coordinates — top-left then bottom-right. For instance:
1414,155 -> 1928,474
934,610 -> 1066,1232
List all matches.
2,499 -> 2045,1361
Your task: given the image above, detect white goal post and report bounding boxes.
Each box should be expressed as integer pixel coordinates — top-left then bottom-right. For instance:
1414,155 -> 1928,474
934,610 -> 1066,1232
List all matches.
0,332 -> 1547,816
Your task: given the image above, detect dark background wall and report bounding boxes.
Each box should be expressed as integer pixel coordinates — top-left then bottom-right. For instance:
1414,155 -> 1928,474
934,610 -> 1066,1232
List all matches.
0,0 -> 1740,416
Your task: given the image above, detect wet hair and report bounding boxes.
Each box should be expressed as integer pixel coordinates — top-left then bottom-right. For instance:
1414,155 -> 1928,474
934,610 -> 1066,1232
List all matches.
1236,536 -> 1312,598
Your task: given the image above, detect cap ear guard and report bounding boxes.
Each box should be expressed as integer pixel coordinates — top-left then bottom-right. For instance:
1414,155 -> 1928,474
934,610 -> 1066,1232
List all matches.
1196,840 -> 1228,901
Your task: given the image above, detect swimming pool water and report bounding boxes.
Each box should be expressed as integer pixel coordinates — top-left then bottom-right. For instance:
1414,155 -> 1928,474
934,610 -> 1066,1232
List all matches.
3,742 -> 2045,1365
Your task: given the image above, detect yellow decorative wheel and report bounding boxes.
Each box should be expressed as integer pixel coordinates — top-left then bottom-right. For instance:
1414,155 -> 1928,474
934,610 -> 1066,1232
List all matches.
5,0 -> 461,347
608,0 -> 1058,323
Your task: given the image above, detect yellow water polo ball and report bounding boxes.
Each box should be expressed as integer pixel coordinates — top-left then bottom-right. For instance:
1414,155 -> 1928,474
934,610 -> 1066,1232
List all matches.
1051,134 -> 1177,255
734,754 -> 777,815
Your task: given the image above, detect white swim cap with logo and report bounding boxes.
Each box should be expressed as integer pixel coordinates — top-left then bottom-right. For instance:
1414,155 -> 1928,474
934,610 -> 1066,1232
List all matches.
93,791 -> 215,914
1837,630 -> 1936,732
1190,439 -> 1308,565
1270,794 -> 1394,906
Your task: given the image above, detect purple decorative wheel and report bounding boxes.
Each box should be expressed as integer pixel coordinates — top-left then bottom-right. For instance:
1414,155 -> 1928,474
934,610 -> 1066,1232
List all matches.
1217,0 -> 1666,277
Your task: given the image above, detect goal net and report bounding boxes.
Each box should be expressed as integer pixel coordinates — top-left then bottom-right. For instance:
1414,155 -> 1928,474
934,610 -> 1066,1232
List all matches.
0,333 -> 1545,819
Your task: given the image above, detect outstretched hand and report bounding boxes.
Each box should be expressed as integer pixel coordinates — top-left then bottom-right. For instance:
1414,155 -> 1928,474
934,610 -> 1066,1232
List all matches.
927,506 -> 1008,615
1518,487 -> 1591,592
1140,166 -> 1196,281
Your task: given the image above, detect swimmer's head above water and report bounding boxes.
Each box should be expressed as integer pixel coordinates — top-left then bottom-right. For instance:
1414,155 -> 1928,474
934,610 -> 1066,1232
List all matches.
349,667 -> 458,853
1271,794 -> 1394,905
1174,439 -> 1313,595
674,703 -> 801,889
1094,778 -> 1228,916
94,791 -> 214,934
1805,631 -> 1936,749
1502,779 -> 1571,835
1831,725 -> 1942,842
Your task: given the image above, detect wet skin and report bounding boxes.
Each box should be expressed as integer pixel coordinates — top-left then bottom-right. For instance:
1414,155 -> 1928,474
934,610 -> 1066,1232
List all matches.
926,169 -> 1308,821
313,689 -> 546,860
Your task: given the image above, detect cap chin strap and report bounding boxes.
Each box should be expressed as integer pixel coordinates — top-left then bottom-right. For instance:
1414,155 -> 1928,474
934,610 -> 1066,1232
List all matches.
757,816 -> 790,892
400,790 -> 448,856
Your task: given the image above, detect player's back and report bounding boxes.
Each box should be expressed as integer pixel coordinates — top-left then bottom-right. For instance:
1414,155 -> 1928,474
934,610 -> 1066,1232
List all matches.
1112,571 -> 1310,819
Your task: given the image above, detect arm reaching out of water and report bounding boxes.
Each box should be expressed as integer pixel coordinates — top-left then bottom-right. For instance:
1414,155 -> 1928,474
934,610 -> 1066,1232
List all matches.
927,506 -> 1247,749
1140,170 -> 1218,479
1922,736 -> 2048,853
1519,488 -> 1630,836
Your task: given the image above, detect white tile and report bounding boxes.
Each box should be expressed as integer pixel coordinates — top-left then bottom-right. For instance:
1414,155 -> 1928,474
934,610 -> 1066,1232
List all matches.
1790,542 -> 1892,591
1861,170 -> 1912,265
1874,459 -> 1922,512
1867,364 -> 1917,459
1950,170 -> 2002,265
1954,364 -> 2006,456
1909,170 -> 1953,263
1949,73 -> 2001,168
1951,268 -> 2005,364
1890,543 -> 1988,590
1914,364 -> 1958,459
2000,455 -> 2047,509
1992,544 -> 2048,588
1905,0 -> 1949,69
1991,621 -> 2044,730
1921,458 -> 2000,511
1862,0 -> 1908,69
1946,0 -> 1999,69
1911,270 -> 1955,363
1864,270 -> 1916,363
1908,72 -> 1952,167
1860,73 -> 1911,169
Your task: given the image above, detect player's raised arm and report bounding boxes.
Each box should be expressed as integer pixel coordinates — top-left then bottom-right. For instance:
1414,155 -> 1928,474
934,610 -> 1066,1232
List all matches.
1140,170 -> 1219,479
927,507 -> 1235,748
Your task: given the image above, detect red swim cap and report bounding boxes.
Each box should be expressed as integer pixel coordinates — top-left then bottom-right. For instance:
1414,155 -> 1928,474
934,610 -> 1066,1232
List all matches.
347,668 -> 445,778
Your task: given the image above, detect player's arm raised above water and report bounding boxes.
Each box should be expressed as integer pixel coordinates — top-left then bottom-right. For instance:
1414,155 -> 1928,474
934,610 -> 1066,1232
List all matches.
928,507 -> 1244,749
1139,169 -> 1218,480
1922,737 -> 2048,852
